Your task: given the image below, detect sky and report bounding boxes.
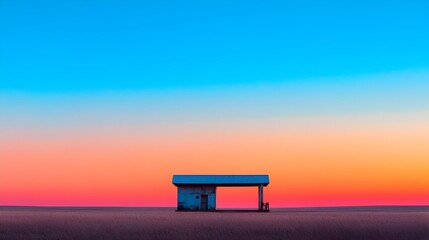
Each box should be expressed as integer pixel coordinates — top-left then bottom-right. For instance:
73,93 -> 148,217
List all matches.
1,0 -> 428,208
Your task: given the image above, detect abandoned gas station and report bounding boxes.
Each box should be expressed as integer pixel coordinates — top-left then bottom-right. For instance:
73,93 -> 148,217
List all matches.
172,175 -> 270,211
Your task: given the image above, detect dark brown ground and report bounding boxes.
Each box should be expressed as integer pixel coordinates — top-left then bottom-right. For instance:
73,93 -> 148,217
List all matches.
0,206 -> 428,240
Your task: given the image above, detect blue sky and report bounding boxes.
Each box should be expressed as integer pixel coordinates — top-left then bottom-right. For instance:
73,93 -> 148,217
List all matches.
1,1 -> 429,208
1,0 -> 429,91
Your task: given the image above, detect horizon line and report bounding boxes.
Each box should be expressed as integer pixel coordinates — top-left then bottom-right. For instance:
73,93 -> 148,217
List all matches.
1,204 -> 428,209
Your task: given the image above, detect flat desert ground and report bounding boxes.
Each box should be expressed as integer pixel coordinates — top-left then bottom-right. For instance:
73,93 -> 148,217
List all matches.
1,206 -> 428,240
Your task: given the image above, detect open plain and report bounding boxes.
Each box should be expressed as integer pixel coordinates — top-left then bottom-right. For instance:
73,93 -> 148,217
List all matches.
0,206 -> 428,240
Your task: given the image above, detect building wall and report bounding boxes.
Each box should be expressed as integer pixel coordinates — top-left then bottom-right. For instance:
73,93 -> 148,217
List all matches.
177,186 -> 216,211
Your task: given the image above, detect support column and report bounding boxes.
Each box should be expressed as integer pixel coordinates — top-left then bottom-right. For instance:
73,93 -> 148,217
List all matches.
258,185 -> 264,211
214,187 -> 217,210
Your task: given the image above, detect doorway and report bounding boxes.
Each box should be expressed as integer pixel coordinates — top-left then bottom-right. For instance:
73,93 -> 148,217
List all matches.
200,194 -> 208,210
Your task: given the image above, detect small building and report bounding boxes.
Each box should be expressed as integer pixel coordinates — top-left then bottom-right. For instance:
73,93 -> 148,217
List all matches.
172,175 -> 270,211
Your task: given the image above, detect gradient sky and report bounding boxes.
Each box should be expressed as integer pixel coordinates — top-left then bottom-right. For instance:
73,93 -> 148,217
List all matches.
1,0 -> 428,207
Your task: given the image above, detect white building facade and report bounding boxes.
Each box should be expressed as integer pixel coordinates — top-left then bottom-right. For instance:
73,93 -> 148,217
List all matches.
177,186 -> 216,211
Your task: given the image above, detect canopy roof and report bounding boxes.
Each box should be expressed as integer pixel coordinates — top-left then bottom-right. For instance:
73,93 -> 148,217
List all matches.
172,175 -> 269,187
